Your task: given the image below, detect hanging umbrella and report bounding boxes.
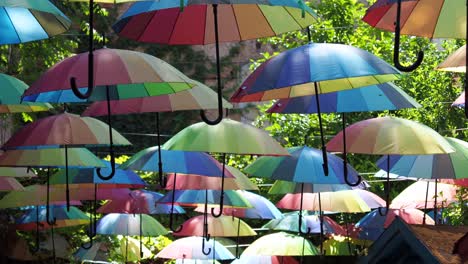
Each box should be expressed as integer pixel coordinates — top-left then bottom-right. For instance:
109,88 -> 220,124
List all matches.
16,205 -> 89,230
0,177 -> 24,191
232,255 -> 299,264
390,181 -> 459,209
0,167 -> 37,178
97,189 -> 186,214
157,189 -> 252,208
165,166 -> 258,191
74,241 -> 110,262
0,74 -> 52,113
268,180 -> 357,194
267,82 -> 420,114
326,116 -> 455,214
114,0 -> 317,124
49,160 -> 146,188
437,45 -> 466,73
263,211 -> 346,235
195,190 -> 283,220
0,0 -> 71,45
1,112 -> 130,208
376,137 -> 468,179
354,208 -> 435,241
173,215 -> 256,237
163,118 -> 288,217
440,178 -> 468,187
322,235 -> 358,256
231,43 -> 400,184
156,236 -> 235,260
242,232 -> 319,256
277,190 -> 385,213
117,236 -> 153,262
96,213 -> 168,236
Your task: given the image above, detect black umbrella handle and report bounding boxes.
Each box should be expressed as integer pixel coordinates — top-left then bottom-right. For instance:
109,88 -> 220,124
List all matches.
169,174 -> 183,233
46,168 -> 57,226
211,153 -> 226,218
342,114 -> 362,187
378,156 -> 391,216
156,113 -> 167,188
393,0 -> 424,72
97,85 -> 116,180
298,183 -> 311,235
313,82 -> 329,176
70,0 -> 95,99
202,237 -> 212,256
200,4 -> 223,125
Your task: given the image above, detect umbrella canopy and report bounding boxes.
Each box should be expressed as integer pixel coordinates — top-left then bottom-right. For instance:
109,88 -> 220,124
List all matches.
49,160 -> 146,188
390,181 -> 459,209
82,80 -> 233,116
232,255 -> 299,264
165,166 -> 258,190
354,208 -> 435,241
362,0 -> 465,39
267,82 -> 420,113
157,189 -> 252,208
0,0 -> 71,45
0,185 -> 130,208
2,112 -> 130,149
113,0 -> 317,45
173,215 -> 257,237
437,45 -> 466,73
163,118 -> 289,156
244,146 -> 360,184
22,48 -> 196,103
263,211 -> 346,235
96,213 -> 168,236
0,177 -> 25,191
0,167 -> 37,177
230,43 -> 400,103
453,91 -> 465,107
0,74 -> 52,113
156,236 -> 235,260
376,137 -> 468,179
277,190 -> 385,213
119,146 -> 234,177
242,232 -> 319,256
16,205 -> 89,230
0,148 -> 105,168
326,116 -> 454,155
117,236 -> 153,261
97,189 -> 186,214
268,180 -> 356,194
440,178 -> 468,187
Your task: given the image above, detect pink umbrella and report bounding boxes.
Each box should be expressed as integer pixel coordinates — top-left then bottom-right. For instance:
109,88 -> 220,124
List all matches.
390,181 -> 459,209
452,91 -> 465,107
440,178 -> 468,187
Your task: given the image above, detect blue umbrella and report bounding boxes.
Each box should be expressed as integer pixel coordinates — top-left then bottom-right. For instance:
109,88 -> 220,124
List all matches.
267,82 -> 420,113
0,0 -> 71,44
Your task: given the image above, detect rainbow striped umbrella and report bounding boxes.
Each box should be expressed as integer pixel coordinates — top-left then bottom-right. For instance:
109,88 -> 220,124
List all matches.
96,213 -> 168,236
16,205 -> 89,231
173,215 -> 257,237
156,236 -> 235,260
157,189 -> 252,208
0,0 -> 70,45
376,137 -> 468,180
267,82 -> 420,114
437,45 -> 466,73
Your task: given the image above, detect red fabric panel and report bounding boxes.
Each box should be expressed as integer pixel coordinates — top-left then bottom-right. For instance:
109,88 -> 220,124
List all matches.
169,5 -> 207,45
139,9 -> 180,44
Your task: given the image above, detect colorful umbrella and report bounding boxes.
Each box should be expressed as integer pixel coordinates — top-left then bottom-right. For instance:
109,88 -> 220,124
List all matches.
440,178 -> 468,187
276,190 -> 385,213
173,215 -> 257,237
165,167 -> 258,191
157,189 -> 252,208
0,0 -> 71,45
156,236 -> 235,260
0,74 -> 52,113
242,232 -> 319,256
326,116 -> 455,213
267,82 -> 420,114
117,236 -> 153,262
232,255 -> 299,264
390,181 -> 459,209
0,177 -> 25,191
437,45 -> 466,73
96,213 -> 168,236
268,180 -> 356,194
74,241 -> 110,262
376,137 -> 468,179
97,189 -> 185,214
113,0 -> 317,124
16,205 -> 89,231
0,167 -> 37,177
49,160 -> 146,188
196,190 -> 283,220
354,208 -> 435,241
263,211 -> 346,235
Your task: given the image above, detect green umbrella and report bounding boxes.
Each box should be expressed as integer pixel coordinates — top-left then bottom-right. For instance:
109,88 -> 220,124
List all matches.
242,232 -> 319,256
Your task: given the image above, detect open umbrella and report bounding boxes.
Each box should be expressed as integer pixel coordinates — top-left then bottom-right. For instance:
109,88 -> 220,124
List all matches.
268,180 -> 356,194
157,189 -> 252,208
156,236 -> 235,261
0,177 -> 24,191
232,255 -> 299,264
322,235 -> 358,256
16,205 -> 89,231
453,91 -> 465,107
327,116 -> 454,214
173,215 -> 257,237
114,0 -> 317,125
2,112 -> 130,209
242,232 -> 319,256
263,211 -> 346,235
0,0 -> 70,45
0,167 -> 37,178
390,180 -> 459,209
437,44 -> 466,73
231,43 -> 401,182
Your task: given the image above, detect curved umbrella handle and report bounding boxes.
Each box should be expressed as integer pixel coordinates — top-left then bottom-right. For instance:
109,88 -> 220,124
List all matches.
202,237 -> 212,256
81,233 -> 93,250
70,76 -> 94,100
97,85 -> 116,181
342,113 -> 361,186
169,210 -> 183,233
169,173 -> 183,233
343,161 -> 362,187
200,4 -> 223,126
298,183 -> 311,235
96,152 -> 116,180
393,0 -> 424,72
211,154 -> 226,218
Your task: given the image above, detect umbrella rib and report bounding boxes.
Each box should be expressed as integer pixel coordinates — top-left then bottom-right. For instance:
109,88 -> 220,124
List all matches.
168,9 -> 183,44
230,5 -> 243,43
256,4 -> 276,38
283,6 -> 306,30
27,10 -> 50,38
429,2 -> 444,39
